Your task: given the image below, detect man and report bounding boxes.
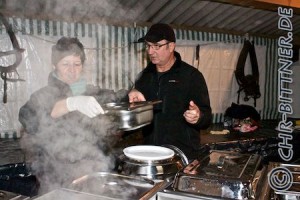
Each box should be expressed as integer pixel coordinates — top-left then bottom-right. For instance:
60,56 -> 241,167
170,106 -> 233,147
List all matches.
128,23 -> 212,159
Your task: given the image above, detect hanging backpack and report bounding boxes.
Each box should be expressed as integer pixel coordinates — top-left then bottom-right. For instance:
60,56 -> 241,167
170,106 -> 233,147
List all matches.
235,40 -> 261,107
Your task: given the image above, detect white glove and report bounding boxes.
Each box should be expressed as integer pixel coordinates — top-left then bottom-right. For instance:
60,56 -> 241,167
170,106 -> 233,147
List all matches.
66,96 -> 105,118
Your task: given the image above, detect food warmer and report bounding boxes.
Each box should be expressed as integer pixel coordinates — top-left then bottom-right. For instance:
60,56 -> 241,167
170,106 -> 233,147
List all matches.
157,150 -> 263,200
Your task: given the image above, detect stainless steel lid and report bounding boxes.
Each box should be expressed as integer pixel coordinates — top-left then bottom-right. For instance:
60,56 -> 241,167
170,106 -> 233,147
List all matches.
203,151 -> 259,179
171,150 -> 262,199
62,172 -> 157,200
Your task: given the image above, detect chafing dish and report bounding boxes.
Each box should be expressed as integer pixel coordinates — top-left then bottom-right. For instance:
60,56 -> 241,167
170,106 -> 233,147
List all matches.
269,163 -> 300,199
158,150 -> 262,200
0,190 -> 29,200
32,188 -> 110,200
116,145 -> 188,182
35,172 -> 159,200
103,100 -> 161,131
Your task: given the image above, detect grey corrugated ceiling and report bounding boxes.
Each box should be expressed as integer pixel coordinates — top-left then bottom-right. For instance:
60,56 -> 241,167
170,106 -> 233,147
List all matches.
1,0 -> 300,43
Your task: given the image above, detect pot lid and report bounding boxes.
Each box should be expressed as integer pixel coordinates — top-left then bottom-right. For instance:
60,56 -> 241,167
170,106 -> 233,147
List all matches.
182,150 -> 261,180
123,145 -> 175,161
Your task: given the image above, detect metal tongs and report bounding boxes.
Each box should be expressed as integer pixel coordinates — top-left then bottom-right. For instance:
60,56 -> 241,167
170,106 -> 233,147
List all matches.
128,100 -> 162,110
102,100 -> 162,114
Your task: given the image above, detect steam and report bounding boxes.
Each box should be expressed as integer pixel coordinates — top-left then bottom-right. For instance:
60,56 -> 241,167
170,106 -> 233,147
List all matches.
20,112 -> 121,194
3,0 -> 147,197
6,0 -> 144,23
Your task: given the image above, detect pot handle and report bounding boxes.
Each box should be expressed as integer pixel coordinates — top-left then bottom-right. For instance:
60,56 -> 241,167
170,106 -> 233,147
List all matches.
139,176 -> 174,200
128,100 -> 162,110
162,144 -> 189,166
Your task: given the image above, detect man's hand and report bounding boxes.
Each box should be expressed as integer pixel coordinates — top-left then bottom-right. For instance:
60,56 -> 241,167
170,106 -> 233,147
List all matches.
128,89 -> 146,102
184,101 -> 201,124
66,96 -> 104,118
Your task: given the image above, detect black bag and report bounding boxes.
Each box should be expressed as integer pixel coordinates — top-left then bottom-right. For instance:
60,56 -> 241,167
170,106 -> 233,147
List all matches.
224,103 -> 260,132
235,40 -> 261,107
225,103 -> 260,121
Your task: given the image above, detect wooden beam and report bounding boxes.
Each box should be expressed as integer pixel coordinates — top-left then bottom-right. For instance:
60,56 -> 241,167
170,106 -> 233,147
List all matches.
256,0 -> 300,8
210,0 -> 300,14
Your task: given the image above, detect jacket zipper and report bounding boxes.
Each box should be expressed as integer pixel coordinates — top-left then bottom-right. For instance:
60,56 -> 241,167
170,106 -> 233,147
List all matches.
157,72 -> 168,99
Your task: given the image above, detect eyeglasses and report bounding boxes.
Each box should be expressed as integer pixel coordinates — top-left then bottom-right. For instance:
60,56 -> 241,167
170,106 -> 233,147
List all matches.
145,42 -> 170,50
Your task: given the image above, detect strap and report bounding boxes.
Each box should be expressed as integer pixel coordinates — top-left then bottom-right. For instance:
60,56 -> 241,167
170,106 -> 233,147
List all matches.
0,13 -> 25,103
235,39 -> 260,106
248,41 -> 259,81
195,44 -> 200,69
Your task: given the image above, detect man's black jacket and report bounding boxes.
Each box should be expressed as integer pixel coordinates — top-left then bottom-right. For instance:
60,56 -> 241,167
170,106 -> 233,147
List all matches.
134,51 -> 212,159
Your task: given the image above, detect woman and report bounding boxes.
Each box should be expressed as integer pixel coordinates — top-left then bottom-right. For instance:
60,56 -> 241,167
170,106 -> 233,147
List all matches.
19,37 -> 125,193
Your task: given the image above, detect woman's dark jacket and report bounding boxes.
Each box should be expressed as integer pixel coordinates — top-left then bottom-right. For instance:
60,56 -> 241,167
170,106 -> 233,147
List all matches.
18,73 -> 124,191
19,73 -> 119,135
134,51 -> 212,159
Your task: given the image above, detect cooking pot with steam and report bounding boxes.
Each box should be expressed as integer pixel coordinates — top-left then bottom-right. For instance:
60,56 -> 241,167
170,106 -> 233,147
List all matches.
115,145 -> 189,181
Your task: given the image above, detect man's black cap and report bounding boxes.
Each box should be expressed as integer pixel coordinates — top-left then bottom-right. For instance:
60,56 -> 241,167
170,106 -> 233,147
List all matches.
138,23 -> 176,43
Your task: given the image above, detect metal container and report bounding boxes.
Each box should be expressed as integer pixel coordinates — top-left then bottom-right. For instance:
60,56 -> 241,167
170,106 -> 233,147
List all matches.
271,163 -> 300,199
0,190 -> 29,200
116,145 -> 188,182
33,188 -> 112,200
104,101 -> 161,131
34,172 -> 159,200
162,150 -> 262,200
116,154 -> 184,181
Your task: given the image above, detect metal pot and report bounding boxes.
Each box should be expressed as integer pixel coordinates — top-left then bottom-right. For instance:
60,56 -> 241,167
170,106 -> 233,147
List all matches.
115,145 -> 188,181
103,101 -> 161,131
